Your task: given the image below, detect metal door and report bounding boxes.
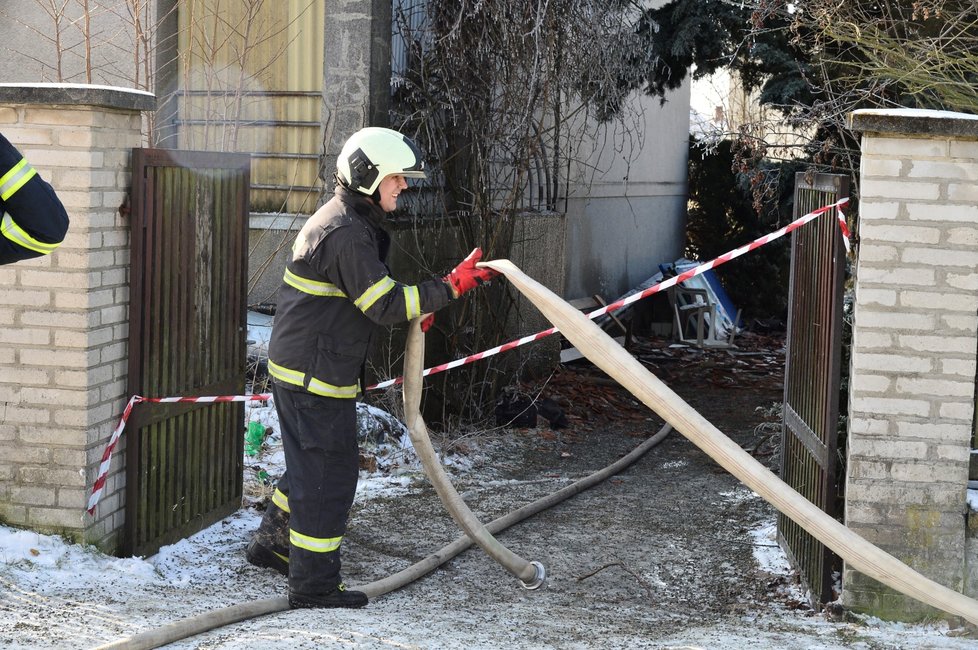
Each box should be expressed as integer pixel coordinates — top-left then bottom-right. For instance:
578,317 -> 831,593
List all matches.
779,172 -> 849,606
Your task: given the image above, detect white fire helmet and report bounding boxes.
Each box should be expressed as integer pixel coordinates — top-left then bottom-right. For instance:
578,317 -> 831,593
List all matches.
336,127 -> 426,196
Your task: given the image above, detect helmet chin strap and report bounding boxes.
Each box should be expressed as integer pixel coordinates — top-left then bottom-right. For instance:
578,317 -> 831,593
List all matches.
335,172 -> 380,204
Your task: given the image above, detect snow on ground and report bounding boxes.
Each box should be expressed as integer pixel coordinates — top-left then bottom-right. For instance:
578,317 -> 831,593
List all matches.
2,386 -> 977,648
2,494 -> 974,649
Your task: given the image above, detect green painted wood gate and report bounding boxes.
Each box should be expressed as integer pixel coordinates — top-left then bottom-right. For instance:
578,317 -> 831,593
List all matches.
123,148 -> 251,556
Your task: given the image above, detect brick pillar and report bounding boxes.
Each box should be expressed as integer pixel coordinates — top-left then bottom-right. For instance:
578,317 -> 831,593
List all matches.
319,0 -> 392,191
845,109 -> 978,619
0,84 -> 154,552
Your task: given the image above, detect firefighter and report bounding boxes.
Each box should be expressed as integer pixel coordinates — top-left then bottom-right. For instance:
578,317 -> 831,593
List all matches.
0,133 -> 69,265
246,126 -> 499,609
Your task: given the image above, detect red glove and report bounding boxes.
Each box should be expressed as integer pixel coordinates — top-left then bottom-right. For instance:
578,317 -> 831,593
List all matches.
443,248 -> 500,297
420,313 -> 435,332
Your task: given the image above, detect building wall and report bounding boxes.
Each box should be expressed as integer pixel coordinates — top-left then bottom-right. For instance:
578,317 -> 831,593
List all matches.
562,84 -> 689,301
845,108 -> 978,619
0,85 -> 153,551
248,0 -> 394,306
174,0 -> 325,213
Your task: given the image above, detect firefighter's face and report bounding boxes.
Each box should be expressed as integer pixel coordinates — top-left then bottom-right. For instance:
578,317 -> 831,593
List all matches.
378,174 -> 407,212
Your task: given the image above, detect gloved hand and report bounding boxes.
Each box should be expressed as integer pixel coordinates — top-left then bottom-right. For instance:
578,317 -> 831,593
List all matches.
420,313 -> 435,332
443,248 -> 500,298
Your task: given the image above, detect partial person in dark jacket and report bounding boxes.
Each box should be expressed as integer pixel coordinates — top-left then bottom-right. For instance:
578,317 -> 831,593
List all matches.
0,133 -> 69,265
246,126 -> 498,609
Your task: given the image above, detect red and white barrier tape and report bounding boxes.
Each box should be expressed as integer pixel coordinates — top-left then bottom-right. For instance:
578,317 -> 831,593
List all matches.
837,208 -> 851,252
87,196 -> 850,514
86,394 -> 270,514
368,196 -> 850,390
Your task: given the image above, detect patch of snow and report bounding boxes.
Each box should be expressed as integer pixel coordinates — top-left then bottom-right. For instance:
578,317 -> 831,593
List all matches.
967,488 -> 978,512
151,511 -> 262,586
718,487 -> 760,505
750,521 -> 793,577
0,82 -> 155,96
852,107 -> 978,121
0,525 -> 161,591
661,459 -> 688,469
5,386 -> 978,648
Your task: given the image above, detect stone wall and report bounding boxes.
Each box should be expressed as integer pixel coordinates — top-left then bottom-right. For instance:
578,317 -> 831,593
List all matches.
0,84 -> 154,551
845,108 -> 978,619
320,0 -> 392,193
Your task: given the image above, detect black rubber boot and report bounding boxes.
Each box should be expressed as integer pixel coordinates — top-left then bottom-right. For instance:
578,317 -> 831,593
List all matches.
247,495 -> 291,577
288,583 -> 368,609
246,537 -> 289,577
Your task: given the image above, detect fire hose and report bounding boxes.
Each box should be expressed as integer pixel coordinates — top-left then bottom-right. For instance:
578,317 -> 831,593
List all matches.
94,316 -> 674,650
87,196 -> 850,516
95,428 -> 674,650
97,251 -> 978,648
482,258 -> 978,627
402,313 -> 545,589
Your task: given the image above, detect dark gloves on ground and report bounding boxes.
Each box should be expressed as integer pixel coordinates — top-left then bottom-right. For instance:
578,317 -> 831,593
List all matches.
443,248 -> 500,298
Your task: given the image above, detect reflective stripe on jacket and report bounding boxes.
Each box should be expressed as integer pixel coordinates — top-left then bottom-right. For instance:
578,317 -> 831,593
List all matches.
267,186 -> 454,398
0,133 -> 69,265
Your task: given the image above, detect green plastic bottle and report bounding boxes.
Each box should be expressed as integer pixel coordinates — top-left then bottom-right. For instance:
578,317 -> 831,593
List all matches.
245,421 -> 266,456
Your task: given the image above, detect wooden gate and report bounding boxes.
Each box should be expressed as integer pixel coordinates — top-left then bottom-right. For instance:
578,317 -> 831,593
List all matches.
778,172 -> 849,607
124,148 -> 251,556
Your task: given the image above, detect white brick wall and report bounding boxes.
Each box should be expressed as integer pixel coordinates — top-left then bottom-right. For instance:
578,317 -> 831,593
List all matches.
0,96 -> 146,550
844,111 -> 978,617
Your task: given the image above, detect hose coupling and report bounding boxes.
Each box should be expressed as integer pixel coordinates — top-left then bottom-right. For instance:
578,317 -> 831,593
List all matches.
520,561 -> 546,590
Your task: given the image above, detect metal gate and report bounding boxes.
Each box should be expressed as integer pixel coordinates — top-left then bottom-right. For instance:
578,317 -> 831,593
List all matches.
124,148 -> 251,556
778,172 -> 849,607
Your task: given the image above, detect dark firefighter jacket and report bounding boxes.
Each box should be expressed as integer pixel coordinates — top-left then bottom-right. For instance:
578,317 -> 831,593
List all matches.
0,133 -> 69,265
267,185 -> 454,398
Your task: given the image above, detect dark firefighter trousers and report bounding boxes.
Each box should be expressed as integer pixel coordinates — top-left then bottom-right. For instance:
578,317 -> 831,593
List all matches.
263,382 -> 359,596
